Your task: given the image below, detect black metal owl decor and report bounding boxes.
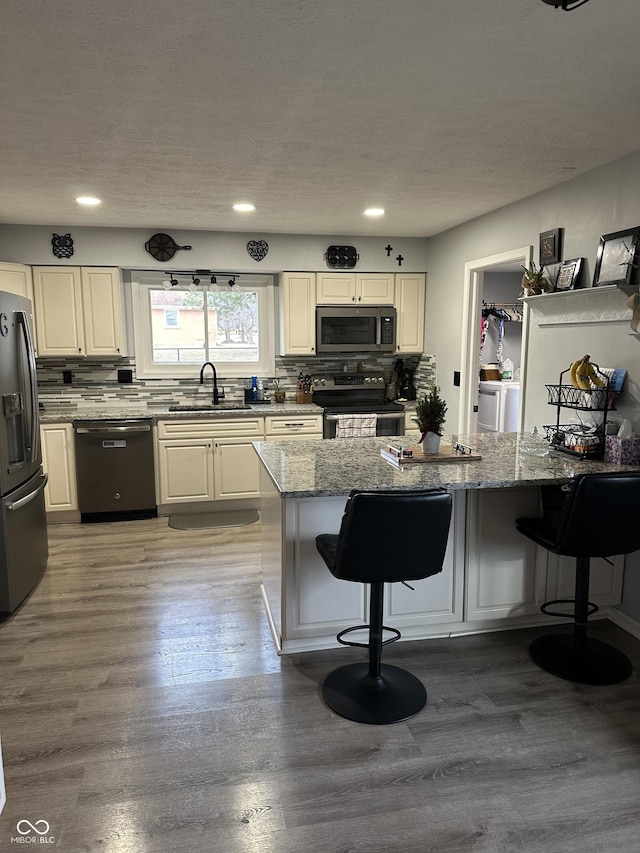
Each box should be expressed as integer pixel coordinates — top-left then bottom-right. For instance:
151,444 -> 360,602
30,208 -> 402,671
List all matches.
144,233 -> 192,262
51,233 -> 74,259
246,239 -> 269,262
324,245 -> 359,269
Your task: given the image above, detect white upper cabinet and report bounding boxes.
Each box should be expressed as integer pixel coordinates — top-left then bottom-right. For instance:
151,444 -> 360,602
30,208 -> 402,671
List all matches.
394,273 -> 425,353
0,262 -> 34,304
316,272 -> 395,304
279,272 -> 316,356
33,266 -> 124,357
80,267 -> 124,356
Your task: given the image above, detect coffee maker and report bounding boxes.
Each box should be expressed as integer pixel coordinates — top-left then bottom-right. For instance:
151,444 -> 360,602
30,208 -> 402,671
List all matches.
394,359 -> 417,401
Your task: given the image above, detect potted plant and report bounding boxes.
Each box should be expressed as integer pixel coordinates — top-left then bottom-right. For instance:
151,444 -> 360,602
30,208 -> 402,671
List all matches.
520,261 -> 552,297
415,385 -> 448,454
272,378 -> 286,403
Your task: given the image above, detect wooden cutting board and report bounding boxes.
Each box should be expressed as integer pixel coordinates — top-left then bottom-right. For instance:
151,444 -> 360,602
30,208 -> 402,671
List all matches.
380,444 -> 482,465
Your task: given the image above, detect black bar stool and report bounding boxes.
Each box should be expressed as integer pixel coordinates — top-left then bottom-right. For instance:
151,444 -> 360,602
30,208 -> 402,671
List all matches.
316,488 -> 452,724
516,472 -> 640,685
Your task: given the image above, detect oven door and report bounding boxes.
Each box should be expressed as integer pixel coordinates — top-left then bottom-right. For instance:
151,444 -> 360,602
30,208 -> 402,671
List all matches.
323,411 -> 405,439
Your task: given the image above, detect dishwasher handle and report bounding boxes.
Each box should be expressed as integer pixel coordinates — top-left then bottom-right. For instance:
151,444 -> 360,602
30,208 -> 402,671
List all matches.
75,424 -> 152,435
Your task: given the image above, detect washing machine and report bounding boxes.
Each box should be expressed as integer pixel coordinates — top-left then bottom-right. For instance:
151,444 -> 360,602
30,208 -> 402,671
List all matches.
477,381 -> 520,432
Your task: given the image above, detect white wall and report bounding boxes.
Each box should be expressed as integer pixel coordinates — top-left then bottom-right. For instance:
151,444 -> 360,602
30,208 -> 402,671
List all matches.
424,149 -> 640,430
0,225 -> 429,273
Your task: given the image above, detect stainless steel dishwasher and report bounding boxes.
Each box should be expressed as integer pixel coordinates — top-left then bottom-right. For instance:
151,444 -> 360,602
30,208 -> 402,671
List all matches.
74,419 -> 156,521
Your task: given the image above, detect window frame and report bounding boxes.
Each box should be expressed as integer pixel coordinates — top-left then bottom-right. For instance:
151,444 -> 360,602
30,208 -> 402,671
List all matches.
131,273 -> 276,379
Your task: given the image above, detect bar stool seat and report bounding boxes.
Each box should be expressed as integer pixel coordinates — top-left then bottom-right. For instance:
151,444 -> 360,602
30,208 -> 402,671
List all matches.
516,472 -> 640,685
316,488 -> 452,724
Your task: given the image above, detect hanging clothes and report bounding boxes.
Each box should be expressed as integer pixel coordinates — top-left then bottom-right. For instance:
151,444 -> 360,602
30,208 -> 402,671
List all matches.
479,316 -> 488,363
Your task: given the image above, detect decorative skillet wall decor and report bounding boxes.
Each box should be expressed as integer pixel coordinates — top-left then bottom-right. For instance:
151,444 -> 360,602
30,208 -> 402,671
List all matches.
51,233 -> 74,259
324,245 -> 359,269
144,233 -> 192,262
246,240 -> 269,262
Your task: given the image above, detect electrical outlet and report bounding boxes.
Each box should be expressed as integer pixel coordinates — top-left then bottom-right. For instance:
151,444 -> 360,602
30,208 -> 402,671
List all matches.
63,370 -> 72,384
453,371 -> 461,387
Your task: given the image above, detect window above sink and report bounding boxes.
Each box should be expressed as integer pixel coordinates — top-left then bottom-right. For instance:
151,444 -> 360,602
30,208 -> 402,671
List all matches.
130,271 -> 276,379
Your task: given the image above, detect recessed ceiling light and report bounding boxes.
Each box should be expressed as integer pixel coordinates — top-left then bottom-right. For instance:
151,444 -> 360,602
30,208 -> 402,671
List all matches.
75,196 -> 102,206
233,203 -> 256,212
364,207 -> 385,217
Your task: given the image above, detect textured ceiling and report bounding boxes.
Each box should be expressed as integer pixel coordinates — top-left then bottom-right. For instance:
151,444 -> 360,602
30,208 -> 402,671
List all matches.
1,0 -> 639,237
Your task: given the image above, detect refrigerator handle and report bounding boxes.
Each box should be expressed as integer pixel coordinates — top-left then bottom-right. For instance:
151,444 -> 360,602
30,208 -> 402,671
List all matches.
6,473 -> 48,511
17,310 -> 39,464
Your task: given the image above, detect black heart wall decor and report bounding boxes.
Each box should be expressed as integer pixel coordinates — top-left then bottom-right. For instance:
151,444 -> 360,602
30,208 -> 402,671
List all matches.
51,233 -> 74,259
144,233 -> 192,262
246,239 -> 269,262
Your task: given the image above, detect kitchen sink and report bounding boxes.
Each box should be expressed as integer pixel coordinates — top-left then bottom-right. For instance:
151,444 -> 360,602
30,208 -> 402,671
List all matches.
168,403 -> 252,412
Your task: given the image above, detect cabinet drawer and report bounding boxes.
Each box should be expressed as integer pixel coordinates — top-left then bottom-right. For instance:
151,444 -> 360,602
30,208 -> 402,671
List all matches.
265,414 -> 323,437
211,417 -> 264,438
157,417 -> 264,440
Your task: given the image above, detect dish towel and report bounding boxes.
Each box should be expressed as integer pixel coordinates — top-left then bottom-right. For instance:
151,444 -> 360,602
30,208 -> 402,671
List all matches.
334,414 -> 378,439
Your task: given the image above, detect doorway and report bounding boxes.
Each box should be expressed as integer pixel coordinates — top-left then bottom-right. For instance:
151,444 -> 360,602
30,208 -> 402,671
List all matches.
458,246 -> 532,434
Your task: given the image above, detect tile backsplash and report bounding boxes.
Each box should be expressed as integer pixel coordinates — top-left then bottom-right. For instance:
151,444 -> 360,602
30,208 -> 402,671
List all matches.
36,354 -> 437,410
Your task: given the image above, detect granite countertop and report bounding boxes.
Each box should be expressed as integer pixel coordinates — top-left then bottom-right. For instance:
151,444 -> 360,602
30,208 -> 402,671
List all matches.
253,432 -> 640,498
39,402 -> 321,423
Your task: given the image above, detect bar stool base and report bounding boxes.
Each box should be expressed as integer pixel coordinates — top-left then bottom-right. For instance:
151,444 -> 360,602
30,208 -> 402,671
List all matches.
322,662 -> 427,724
529,634 -> 632,685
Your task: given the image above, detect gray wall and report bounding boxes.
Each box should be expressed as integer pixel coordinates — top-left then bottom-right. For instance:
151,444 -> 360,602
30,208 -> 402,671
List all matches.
0,226 -> 428,273
423,149 -> 640,430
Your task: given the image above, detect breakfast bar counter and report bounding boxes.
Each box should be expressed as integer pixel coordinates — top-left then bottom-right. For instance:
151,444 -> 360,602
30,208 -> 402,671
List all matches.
254,432 -> 640,654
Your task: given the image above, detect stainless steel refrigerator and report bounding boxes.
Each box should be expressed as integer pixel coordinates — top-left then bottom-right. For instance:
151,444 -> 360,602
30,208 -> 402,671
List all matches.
0,290 -> 48,613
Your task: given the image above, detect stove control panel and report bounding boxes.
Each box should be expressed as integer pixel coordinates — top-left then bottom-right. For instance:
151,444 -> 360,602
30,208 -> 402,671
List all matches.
313,372 -> 386,390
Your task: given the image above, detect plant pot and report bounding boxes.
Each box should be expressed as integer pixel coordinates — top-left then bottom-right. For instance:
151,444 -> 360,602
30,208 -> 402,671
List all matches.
274,390 -> 286,403
421,432 -> 441,455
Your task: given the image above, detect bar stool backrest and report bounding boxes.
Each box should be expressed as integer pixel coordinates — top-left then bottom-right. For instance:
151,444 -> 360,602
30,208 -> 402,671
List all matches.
554,472 -> 640,558
331,488 -> 452,584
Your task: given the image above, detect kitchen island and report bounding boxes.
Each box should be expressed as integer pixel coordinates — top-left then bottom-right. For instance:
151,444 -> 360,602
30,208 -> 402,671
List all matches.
255,432 -> 639,654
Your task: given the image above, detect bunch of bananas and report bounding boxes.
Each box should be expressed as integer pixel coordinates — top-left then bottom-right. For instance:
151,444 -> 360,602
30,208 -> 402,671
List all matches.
569,355 -> 606,390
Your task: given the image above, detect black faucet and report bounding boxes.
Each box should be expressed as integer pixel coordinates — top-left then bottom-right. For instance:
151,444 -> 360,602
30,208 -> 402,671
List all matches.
199,361 -> 220,404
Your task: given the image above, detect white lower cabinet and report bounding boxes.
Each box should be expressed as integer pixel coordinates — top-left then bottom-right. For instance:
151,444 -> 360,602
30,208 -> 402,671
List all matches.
156,418 -> 264,505
40,423 -> 78,512
465,488 -> 547,621
157,438 -> 214,503
546,553 -> 623,609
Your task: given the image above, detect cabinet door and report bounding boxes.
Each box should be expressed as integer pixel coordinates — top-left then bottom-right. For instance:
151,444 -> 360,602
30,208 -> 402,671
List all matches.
33,266 -> 85,356
465,488 -> 547,621
40,424 -> 78,512
384,491 -> 464,629
0,262 -> 34,303
157,439 -> 214,503
394,273 -> 425,353
213,439 -> 261,499
546,554 -> 624,608
80,267 -> 124,357
356,273 -> 395,304
279,273 -> 316,355
316,273 -> 356,304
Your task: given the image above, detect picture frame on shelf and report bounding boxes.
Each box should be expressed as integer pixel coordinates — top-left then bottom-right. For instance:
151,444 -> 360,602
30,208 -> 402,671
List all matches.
539,227 -> 563,265
554,257 -> 584,292
593,226 -> 640,288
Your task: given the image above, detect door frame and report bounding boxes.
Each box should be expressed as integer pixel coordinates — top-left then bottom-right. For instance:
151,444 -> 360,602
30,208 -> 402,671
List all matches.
458,246 -> 532,434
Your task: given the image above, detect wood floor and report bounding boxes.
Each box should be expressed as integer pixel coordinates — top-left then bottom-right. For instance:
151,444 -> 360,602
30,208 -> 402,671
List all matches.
1,517 -> 640,852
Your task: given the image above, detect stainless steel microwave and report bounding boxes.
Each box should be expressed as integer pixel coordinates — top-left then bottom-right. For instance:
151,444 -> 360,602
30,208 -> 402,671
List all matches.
316,306 -> 397,353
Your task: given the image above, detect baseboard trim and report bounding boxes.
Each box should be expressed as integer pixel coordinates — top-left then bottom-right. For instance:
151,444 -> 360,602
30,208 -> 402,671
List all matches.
607,609 -> 640,642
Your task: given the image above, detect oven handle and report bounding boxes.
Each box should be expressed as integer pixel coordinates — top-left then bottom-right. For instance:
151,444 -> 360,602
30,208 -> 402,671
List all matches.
324,412 -> 402,422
